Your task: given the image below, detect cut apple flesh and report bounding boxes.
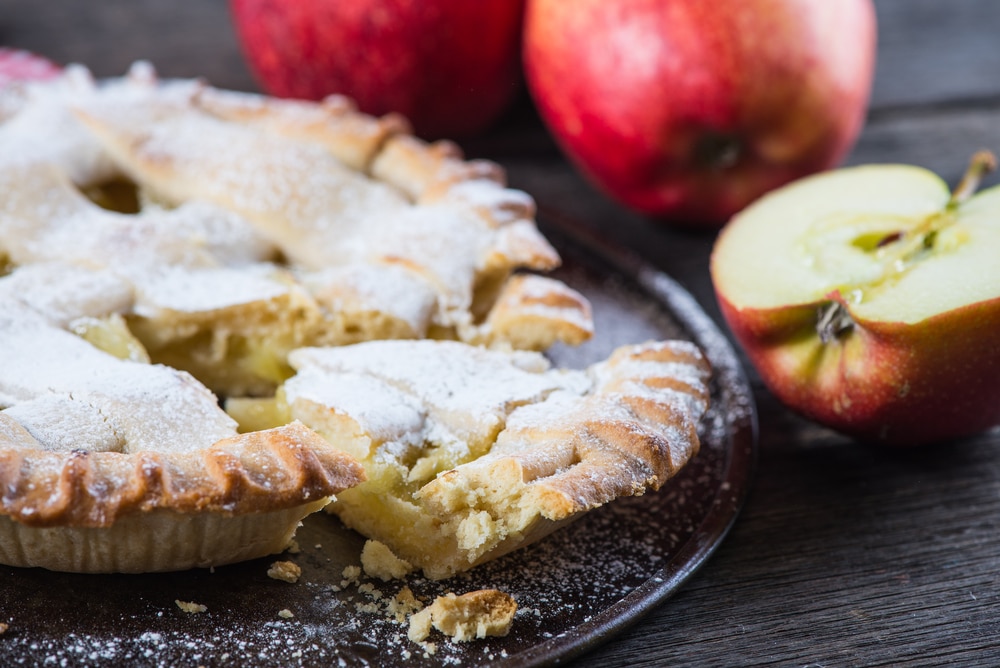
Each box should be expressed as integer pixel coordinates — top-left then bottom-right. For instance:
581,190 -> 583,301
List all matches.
712,164 -> 1000,325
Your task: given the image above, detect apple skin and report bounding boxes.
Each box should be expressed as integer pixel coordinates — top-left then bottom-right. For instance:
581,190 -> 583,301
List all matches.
0,48 -> 61,87
522,0 -> 877,227
714,271 -> 1000,447
229,0 -> 526,139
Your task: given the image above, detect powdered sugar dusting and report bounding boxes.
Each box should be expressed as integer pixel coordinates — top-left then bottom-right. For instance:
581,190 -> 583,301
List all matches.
0,67 -> 587,355
136,266 -> 289,314
0,299 -> 236,453
285,369 -> 427,449
289,341 -> 574,441
301,263 -> 438,337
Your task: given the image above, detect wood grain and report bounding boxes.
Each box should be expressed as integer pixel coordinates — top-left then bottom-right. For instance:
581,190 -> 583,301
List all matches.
0,0 -> 257,90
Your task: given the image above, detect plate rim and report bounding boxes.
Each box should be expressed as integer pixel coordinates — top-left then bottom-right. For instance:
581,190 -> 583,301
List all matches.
507,210 -> 760,667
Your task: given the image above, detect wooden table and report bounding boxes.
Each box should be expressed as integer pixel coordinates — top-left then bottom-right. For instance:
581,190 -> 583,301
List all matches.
3,1 -> 1000,665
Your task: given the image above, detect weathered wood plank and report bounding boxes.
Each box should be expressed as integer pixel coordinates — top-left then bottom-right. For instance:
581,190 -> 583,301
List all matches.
872,0 -> 1000,108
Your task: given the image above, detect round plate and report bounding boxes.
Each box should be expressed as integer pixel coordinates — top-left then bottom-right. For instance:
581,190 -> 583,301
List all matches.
0,217 -> 757,667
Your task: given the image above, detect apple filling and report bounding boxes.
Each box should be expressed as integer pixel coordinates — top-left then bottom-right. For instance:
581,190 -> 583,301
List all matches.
69,313 -> 151,363
79,177 -> 142,214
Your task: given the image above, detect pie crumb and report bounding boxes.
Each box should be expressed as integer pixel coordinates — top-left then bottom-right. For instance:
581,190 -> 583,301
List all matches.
361,539 -> 414,581
340,564 -> 362,588
0,622 -> 8,635
175,600 -> 207,614
277,609 -> 294,619
407,589 -> 516,643
407,607 -> 434,643
267,560 -> 301,583
388,586 -> 424,624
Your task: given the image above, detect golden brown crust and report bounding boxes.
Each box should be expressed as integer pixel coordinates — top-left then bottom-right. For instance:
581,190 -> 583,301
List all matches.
0,422 -> 364,528
0,502 -> 329,573
370,134 -> 506,201
194,87 -> 410,173
477,274 -> 594,350
65,70 -> 587,358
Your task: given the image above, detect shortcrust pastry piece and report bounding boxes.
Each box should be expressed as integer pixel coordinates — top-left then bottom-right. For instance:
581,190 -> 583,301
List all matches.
361,539 -> 414,581
227,338 -> 711,579
0,264 -> 364,573
0,62 -> 592,398
407,590 -> 517,643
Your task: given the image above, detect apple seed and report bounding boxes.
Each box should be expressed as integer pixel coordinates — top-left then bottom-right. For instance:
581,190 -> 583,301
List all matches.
834,150 -> 997,307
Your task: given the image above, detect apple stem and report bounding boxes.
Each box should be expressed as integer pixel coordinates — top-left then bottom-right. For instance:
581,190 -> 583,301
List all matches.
948,150 -> 997,209
866,149 -> 997,283
817,300 -> 853,344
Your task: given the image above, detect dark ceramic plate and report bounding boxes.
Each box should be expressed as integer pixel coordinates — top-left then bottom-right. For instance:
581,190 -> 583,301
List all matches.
0,214 -> 757,667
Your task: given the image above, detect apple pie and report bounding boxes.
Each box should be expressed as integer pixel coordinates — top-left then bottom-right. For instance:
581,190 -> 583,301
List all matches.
0,62 -> 711,579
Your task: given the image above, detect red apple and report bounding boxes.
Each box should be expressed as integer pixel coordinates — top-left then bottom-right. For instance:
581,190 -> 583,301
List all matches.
0,48 -> 61,87
523,0 -> 877,227
230,0 -> 526,139
710,152 -> 1000,446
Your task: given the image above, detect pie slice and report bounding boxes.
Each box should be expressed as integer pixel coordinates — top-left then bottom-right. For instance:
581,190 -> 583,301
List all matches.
0,263 -> 364,573
227,338 -> 711,580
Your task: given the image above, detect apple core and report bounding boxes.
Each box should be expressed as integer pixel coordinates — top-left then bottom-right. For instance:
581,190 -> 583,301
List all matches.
694,134 -> 741,171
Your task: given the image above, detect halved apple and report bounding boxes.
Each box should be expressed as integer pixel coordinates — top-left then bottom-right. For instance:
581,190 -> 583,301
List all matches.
711,152 -> 1000,445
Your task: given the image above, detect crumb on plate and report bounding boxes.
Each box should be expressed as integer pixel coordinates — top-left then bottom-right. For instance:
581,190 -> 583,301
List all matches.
361,539 -> 414,581
407,589 -> 516,643
267,560 -> 302,583
175,600 -> 207,614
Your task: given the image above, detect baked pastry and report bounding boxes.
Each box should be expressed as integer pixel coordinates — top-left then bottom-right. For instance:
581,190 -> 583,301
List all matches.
227,338 -> 711,579
0,62 -> 595,574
